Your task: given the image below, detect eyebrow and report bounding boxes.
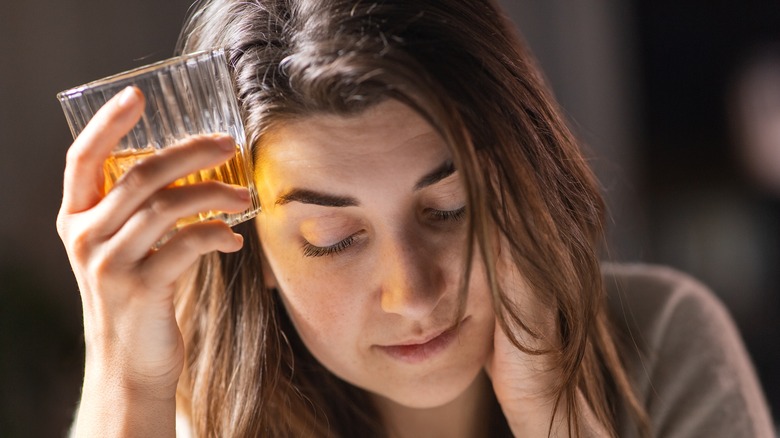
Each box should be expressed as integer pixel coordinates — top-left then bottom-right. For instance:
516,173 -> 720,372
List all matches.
413,160 -> 455,191
275,159 -> 455,207
276,189 -> 358,207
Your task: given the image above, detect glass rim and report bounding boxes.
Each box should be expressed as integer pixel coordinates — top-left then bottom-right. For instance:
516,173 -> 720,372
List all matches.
56,48 -> 225,102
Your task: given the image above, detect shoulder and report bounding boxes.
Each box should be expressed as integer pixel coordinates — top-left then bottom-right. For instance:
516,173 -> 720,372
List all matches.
601,263 -> 776,437
602,263 -> 727,347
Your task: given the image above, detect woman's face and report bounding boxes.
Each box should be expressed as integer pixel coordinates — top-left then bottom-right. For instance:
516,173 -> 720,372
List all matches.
254,100 -> 495,408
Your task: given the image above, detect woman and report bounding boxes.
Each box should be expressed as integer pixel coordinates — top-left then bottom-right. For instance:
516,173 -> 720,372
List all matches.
58,0 -> 775,436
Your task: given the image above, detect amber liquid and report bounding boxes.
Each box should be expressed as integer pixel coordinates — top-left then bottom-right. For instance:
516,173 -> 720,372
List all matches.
103,144 -> 253,228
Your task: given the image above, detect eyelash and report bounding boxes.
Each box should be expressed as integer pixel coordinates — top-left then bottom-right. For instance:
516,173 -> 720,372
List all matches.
427,206 -> 467,222
301,206 -> 467,258
302,234 -> 358,258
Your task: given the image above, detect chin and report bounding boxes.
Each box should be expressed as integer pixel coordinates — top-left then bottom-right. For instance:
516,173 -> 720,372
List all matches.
374,363 -> 486,409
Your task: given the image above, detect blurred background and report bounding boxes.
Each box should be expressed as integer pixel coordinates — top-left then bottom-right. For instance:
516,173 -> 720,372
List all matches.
0,0 -> 778,435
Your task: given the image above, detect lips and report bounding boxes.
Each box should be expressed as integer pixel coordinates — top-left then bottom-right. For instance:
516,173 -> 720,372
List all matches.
376,318 -> 467,364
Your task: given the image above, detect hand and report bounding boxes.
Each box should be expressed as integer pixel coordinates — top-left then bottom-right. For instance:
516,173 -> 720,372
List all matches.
57,86 -> 249,434
484,293 -> 565,436
482,240 -> 568,436
486,319 -> 569,436
483,250 -> 609,437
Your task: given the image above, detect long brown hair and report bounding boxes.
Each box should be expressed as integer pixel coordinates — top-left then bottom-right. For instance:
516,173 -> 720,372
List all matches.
174,0 -> 649,436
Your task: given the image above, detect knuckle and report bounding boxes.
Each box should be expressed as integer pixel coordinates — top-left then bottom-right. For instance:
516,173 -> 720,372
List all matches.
64,144 -> 88,169
55,211 -> 70,239
87,241 -> 125,281
69,225 -> 95,259
58,224 -> 98,274
145,190 -> 178,218
131,156 -> 162,180
87,251 -> 112,279
122,158 -> 160,190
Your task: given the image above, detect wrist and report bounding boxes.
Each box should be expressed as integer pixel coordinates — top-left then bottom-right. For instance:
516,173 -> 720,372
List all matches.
83,355 -> 181,400
82,329 -> 184,398
498,390 -> 611,438
500,395 -> 569,437
82,370 -> 179,403
73,370 -> 178,438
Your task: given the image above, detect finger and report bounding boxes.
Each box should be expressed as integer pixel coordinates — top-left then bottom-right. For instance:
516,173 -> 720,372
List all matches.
92,134 -> 237,237
483,319 -> 500,380
111,182 -> 251,261
139,221 -> 243,287
61,86 -> 145,214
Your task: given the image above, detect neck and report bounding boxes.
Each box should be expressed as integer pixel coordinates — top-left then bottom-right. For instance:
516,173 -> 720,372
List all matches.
372,372 -> 506,438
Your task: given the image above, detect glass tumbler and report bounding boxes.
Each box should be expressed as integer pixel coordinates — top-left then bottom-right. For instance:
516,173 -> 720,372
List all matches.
57,49 -> 260,238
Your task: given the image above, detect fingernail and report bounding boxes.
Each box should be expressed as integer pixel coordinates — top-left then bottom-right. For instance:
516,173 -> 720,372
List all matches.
117,86 -> 139,108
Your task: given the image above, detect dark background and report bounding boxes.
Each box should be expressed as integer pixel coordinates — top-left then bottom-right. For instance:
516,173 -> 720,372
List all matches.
1,1 -> 778,436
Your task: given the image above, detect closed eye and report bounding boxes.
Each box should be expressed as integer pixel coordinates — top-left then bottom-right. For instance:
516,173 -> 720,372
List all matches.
300,207 -> 465,258
427,206 -> 466,222
302,233 -> 360,257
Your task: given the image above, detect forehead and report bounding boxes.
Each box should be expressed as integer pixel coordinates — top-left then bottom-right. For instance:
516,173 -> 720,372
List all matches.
255,100 -> 451,179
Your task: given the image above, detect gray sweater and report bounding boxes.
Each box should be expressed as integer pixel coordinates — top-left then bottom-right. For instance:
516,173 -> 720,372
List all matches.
605,263 -> 776,437
174,263 -> 776,437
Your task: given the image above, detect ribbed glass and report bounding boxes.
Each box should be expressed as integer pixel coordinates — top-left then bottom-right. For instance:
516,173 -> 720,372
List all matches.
57,49 -> 260,231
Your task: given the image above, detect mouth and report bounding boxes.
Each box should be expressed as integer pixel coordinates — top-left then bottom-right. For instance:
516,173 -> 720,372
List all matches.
376,317 -> 468,364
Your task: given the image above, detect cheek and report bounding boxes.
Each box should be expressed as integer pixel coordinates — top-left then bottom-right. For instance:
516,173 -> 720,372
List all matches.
278,276 -> 356,345
259,228 -> 371,368
279,289 -> 347,358
276,271 -> 375,385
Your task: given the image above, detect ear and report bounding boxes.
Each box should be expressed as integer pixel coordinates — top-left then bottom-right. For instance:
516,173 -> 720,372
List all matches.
260,252 -> 280,290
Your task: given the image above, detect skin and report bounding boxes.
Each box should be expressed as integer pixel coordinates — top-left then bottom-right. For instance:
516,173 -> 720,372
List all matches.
59,87 -> 602,437
58,87 -> 248,437
254,101 -> 496,435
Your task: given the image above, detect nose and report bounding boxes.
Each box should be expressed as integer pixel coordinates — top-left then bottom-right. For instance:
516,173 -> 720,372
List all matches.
378,233 -> 447,320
